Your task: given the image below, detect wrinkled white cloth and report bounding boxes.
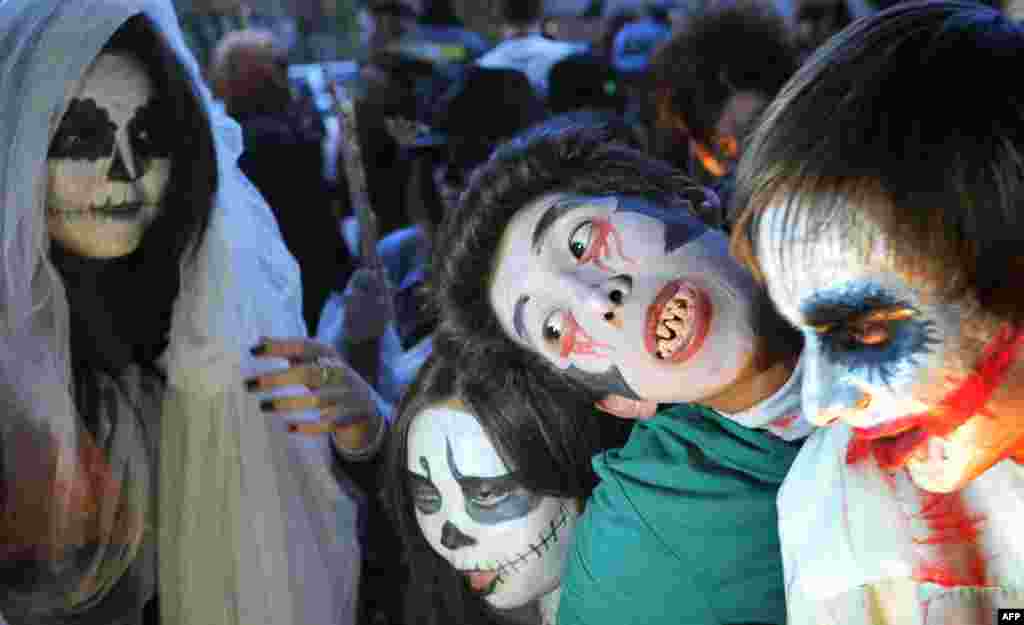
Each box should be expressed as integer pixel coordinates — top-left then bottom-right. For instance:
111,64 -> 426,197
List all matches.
0,1 -> 360,623
780,424 -> 1024,625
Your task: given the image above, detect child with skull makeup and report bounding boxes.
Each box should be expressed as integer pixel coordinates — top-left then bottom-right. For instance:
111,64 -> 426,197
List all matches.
385,344 -> 632,625
0,1 -> 362,624
730,2 -> 1024,622
430,120 -> 809,623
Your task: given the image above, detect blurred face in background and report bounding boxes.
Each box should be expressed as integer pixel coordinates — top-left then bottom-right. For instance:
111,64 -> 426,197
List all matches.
359,6 -> 413,54
794,0 -> 852,58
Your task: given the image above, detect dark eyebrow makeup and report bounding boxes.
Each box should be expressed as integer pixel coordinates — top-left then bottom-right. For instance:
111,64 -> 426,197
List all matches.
49,97 -> 118,160
531,196 -> 591,254
512,295 -> 531,343
800,283 -> 912,329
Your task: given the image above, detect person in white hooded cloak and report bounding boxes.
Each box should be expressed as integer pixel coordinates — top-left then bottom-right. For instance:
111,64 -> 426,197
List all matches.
0,1 -> 368,623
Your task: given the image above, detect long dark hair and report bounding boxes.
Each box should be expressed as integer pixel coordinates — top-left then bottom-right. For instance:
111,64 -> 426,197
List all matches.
731,1 -> 1024,323
384,342 -> 632,625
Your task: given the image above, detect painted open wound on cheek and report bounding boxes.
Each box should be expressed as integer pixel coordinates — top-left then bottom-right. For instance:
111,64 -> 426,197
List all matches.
560,312 -> 611,359
578,219 -> 635,272
847,324 -> 1024,470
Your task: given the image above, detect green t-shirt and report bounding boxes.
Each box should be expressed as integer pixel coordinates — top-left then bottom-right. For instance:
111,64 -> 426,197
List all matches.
558,404 -> 802,625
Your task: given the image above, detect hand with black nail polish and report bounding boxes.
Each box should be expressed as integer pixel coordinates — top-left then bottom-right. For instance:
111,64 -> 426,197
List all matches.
246,336 -> 383,452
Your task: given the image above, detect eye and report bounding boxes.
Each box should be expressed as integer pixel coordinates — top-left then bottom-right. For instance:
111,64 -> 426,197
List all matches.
411,481 -> 442,515
848,321 -> 890,347
542,311 -> 564,343
569,221 -> 593,260
470,485 -> 513,508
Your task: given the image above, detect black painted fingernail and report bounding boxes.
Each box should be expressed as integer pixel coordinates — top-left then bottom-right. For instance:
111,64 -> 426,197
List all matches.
251,343 -> 267,356
245,378 -> 259,391
260,400 -> 274,412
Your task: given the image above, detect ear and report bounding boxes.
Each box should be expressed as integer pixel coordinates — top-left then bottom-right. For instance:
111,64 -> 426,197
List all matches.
595,395 -> 659,420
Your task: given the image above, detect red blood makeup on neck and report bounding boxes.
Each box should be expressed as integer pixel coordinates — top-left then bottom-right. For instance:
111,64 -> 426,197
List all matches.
911,492 -> 988,587
847,324 -> 1024,470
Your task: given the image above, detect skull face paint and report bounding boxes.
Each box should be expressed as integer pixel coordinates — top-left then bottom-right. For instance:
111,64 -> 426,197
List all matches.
755,201 -> 1024,492
407,402 -> 578,610
47,53 -> 172,258
490,193 -> 762,403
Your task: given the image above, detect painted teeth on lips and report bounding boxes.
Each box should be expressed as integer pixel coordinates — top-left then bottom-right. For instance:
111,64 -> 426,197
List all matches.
645,280 -> 711,363
656,291 -> 695,359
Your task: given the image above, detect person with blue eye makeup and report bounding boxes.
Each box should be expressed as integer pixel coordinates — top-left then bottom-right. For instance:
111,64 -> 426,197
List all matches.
730,2 -> 1024,623
385,351 -> 633,625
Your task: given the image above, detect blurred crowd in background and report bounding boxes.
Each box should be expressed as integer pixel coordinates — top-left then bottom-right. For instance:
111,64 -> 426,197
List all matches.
176,0 -> 1019,622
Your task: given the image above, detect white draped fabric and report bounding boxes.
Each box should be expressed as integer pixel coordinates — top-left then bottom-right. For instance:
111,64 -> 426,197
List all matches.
780,425 -> 1024,625
0,0 -> 360,622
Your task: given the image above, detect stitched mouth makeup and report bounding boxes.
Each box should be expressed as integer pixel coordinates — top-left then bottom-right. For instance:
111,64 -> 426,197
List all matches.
458,501 -> 571,598
645,280 -> 711,363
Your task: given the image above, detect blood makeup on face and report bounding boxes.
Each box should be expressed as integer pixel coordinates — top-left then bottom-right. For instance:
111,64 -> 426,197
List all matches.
550,311 -> 612,359
569,217 -> 636,272
848,324 -> 1024,476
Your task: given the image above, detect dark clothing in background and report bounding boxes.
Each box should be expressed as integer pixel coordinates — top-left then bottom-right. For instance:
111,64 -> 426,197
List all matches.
416,24 -> 490,61
236,107 -> 354,333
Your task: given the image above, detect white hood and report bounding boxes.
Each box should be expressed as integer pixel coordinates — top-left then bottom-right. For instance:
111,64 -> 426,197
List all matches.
0,1 -> 359,623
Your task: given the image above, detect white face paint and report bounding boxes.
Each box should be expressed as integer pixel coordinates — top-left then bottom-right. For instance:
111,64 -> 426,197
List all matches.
47,53 -> 171,258
490,193 -> 761,404
407,402 -> 578,610
755,200 -> 1024,492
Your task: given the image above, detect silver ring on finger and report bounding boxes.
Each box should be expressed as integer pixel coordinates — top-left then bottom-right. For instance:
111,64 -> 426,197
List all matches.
315,356 -> 345,388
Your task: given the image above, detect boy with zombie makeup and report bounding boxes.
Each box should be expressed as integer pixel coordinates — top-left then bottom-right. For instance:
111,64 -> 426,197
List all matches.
385,349 -> 632,625
431,121 -> 811,623
0,1 -> 374,623
730,2 -> 1024,622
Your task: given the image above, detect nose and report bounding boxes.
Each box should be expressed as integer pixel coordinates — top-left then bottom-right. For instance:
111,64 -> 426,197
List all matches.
440,521 -> 477,550
568,274 -> 632,328
801,339 -> 873,427
107,132 -> 143,182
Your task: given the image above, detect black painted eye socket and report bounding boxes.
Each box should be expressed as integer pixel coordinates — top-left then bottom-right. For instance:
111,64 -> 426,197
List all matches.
127,99 -> 174,160
48,97 -> 116,160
